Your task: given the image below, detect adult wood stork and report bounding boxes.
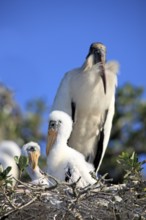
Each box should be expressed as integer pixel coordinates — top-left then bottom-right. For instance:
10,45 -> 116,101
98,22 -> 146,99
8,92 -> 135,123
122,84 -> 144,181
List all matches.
0,140 -> 21,187
21,142 -> 50,186
51,42 -> 119,173
46,110 -> 96,188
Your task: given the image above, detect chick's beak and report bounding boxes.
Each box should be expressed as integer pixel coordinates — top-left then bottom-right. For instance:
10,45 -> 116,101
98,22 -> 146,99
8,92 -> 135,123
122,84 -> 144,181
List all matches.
46,129 -> 57,156
29,151 -> 40,170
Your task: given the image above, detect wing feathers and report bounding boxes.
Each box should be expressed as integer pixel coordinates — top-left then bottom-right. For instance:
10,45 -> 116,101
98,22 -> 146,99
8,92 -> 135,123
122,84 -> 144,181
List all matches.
95,96 -> 115,173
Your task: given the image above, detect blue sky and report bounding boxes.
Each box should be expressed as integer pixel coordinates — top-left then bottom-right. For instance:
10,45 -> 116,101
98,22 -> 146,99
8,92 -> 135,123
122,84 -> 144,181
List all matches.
0,0 -> 146,111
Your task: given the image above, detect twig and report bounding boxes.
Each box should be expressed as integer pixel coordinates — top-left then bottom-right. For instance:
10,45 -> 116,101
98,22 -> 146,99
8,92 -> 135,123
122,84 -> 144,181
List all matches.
0,186 -> 17,209
14,177 -> 39,190
17,196 -> 38,210
1,196 -> 38,219
14,176 -> 58,191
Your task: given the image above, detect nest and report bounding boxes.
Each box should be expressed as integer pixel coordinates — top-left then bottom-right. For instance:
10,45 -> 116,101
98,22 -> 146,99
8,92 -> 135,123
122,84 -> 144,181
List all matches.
0,176 -> 146,220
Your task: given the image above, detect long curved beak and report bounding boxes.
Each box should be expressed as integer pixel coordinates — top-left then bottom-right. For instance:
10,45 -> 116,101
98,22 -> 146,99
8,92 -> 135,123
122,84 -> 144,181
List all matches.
46,129 -> 57,156
100,56 -> 106,94
86,43 -> 107,94
29,151 -> 40,170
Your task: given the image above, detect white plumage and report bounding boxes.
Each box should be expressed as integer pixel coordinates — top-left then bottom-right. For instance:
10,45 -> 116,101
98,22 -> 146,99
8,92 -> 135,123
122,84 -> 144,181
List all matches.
51,42 -> 119,172
46,110 -> 96,188
21,141 -> 49,186
0,140 -> 21,187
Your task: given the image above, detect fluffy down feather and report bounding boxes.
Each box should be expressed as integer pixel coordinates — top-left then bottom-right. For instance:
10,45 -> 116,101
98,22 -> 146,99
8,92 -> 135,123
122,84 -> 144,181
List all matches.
47,110 -> 96,188
22,142 -> 50,186
0,140 -> 20,187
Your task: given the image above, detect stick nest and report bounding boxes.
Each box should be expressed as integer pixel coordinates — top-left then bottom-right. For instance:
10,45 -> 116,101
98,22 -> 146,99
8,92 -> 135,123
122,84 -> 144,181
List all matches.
0,176 -> 146,220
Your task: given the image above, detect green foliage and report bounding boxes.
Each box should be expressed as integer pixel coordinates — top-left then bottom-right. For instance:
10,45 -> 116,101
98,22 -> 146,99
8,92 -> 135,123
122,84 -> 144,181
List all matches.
14,156 -> 29,177
0,83 -> 48,145
0,166 -> 13,187
117,152 -> 145,182
112,83 -> 146,153
0,83 -> 22,141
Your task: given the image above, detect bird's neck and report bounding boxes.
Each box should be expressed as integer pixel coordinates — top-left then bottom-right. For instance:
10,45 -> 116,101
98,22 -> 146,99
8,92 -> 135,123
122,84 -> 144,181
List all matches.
26,165 -> 44,181
82,55 -> 94,71
51,135 -> 67,151
82,56 -> 101,73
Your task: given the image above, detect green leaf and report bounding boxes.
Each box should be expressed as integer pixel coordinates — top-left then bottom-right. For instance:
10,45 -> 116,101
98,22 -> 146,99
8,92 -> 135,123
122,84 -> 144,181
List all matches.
117,151 -> 143,182
3,166 -> 12,177
17,156 -> 29,172
0,166 -> 12,182
14,156 -> 19,164
0,164 -> 3,173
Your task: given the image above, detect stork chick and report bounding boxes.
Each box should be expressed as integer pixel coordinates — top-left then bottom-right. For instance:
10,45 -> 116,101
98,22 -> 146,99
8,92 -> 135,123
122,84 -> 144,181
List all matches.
0,140 -> 21,187
51,42 -> 119,173
21,142 -> 49,186
46,110 -> 96,188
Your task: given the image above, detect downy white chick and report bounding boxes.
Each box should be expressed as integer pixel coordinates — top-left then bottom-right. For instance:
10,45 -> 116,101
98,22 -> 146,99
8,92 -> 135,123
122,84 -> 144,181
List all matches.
0,140 -> 21,187
46,110 -> 96,188
22,142 -> 49,186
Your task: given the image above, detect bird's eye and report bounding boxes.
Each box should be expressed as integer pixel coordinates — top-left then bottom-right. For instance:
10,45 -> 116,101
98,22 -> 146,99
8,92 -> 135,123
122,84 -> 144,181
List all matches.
58,120 -> 62,124
49,120 -> 56,129
94,48 -> 100,53
27,146 -> 36,152
50,122 -> 55,126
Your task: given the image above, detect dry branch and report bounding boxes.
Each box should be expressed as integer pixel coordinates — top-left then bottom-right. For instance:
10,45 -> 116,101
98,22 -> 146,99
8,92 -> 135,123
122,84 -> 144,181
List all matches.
0,176 -> 146,220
